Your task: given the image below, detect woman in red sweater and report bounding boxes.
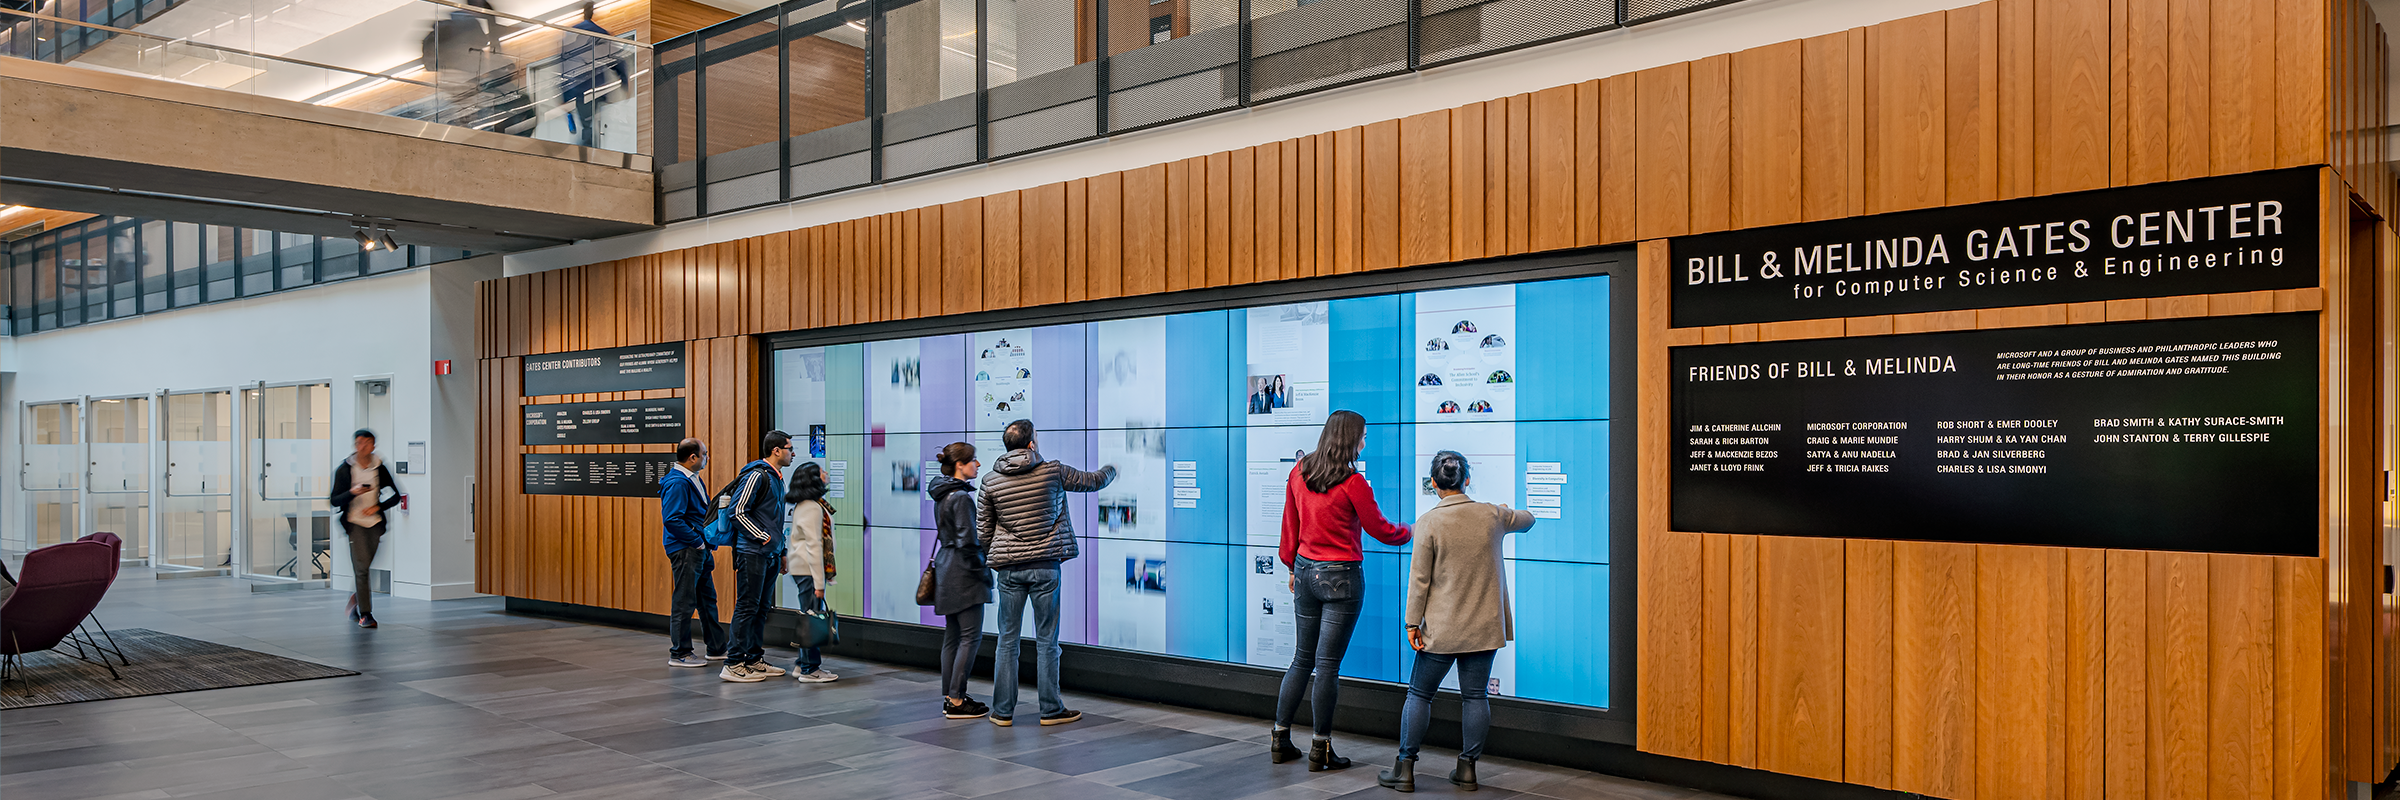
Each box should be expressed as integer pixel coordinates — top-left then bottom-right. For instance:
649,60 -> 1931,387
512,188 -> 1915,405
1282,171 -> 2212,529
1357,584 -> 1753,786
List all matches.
1270,409 -> 1412,771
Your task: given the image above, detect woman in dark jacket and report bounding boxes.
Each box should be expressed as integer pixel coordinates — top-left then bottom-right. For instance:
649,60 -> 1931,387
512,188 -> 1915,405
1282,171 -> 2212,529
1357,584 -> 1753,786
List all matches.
930,441 -> 993,719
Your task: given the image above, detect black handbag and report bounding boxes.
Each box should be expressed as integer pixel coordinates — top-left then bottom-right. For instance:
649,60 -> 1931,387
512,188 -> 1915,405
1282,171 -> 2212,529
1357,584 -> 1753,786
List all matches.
915,557 -> 939,606
796,595 -> 841,649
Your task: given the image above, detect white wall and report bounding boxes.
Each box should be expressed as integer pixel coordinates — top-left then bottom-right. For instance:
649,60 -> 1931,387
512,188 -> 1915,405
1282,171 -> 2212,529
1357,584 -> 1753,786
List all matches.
0,258 -> 495,601
506,0 -> 1982,276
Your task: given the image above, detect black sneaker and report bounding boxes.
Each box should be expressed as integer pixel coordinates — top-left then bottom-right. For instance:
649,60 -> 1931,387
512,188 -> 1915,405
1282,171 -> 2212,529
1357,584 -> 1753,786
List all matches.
944,700 -> 988,720
1039,709 -> 1083,726
357,614 -> 378,629
990,715 -> 1013,727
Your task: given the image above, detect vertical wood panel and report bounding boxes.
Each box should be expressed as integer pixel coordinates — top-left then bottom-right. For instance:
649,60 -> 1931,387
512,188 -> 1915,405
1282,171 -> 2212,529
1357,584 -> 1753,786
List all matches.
1893,541 -> 1976,800
2275,0 -> 2328,166
1846,538 -> 1896,788
1165,158 -> 1195,291
1732,41 -> 1804,229
1451,104 -> 1488,261
1124,165 -> 1165,295
1574,80 -> 1602,246
1090,173 -> 1126,298
2276,558 -> 2327,800
1637,64 -> 1693,239
1757,536 -> 1842,781
1530,85 -> 1577,251
1065,179 -> 1090,303
1362,119 -> 1401,271
1635,239 -> 1700,760
2032,0 -> 2110,192
1974,546 -> 2064,800
1867,12 -> 1948,213
1023,183 -> 1066,307
1946,4 -> 2000,205
1598,75 -> 1639,242
2149,551 -> 2210,800
1800,32 -> 1857,223
1502,95 -> 1531,254
2065,548 -> 2107,800
1688,54 -> 1733,234
1729,534 -> 1760,768
1205,151 -> 1231,286
1701,534 -> 1732,763
1230,147 -> 1256,285
1997,0 -> 2037,197
2209,554 -> 2275,799
1485,103 -> 1508,256
1401,110 -> 1452,266
2210,0 -> 2277,174
1335,127 -> 1364,273
1252,145 -> 1281,281
944,199 -> 983,314
2168,0 -> 2215,179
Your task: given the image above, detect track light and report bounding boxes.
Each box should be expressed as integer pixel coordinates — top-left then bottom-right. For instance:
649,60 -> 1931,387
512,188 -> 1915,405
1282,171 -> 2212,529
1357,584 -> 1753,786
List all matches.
380,231 -> 401,251
354,228 -> 377,250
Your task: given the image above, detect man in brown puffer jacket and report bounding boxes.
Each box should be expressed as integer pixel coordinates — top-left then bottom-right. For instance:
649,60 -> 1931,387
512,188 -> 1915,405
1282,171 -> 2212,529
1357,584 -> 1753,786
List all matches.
977,419 -> 1115,727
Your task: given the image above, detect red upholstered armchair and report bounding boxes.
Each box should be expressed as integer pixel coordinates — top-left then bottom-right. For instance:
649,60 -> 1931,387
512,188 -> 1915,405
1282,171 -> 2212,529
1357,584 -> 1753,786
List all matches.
71,532 -> 131,667
1,540 -> 122,688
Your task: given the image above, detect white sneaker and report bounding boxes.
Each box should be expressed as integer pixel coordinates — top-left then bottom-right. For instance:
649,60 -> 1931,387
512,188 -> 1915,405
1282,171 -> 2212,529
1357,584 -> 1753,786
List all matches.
753,663 -> 789,677
720,664 -> 767,683
793,669 -> 838,683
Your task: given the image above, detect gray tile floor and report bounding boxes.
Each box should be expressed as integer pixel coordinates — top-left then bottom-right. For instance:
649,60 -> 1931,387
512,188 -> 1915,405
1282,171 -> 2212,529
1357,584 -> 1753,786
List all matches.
2,566 -> 1746,800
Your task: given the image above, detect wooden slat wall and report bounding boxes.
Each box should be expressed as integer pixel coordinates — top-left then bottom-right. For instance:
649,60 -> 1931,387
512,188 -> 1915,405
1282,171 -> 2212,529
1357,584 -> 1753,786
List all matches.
477,0 -> 2395,795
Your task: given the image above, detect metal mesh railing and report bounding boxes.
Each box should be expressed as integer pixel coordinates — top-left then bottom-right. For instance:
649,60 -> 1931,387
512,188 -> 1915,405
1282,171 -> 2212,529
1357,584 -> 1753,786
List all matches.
658,0 -> 1746,222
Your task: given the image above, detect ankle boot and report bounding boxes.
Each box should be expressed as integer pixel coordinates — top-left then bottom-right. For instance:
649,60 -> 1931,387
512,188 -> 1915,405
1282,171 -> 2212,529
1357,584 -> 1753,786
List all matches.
1377,756 -> 1417,792
1269,729 -> 1304,764
1449,756 -> 1478,790
1308,738 -> 1352,772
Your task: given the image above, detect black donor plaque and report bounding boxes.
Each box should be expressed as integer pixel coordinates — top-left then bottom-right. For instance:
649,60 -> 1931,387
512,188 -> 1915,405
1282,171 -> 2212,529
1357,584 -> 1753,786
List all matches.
522,453 -> 677,497
1671,313 -> 2317,556
521,343 -> 686,396
523,398 -> 687,445
1672,168 -> 2318,327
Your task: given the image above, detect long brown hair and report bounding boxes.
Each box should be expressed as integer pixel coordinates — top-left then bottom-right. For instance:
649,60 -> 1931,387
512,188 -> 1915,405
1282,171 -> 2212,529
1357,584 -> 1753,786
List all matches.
1300,410 -> 1365,493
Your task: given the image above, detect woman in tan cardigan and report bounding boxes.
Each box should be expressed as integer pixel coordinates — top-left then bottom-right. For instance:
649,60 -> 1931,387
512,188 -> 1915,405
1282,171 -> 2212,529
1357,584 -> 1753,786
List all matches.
1378,451 -> 1535,794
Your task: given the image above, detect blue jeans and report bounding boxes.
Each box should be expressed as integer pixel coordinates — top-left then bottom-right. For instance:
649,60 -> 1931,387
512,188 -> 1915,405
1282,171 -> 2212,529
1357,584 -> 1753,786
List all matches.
787,574 -> 823,674
726,550 -> 779,666
991,565 -> 1063,719
666,547 -> 726,659
1397,649 -> 1497,761
1275,557 -> 1364,737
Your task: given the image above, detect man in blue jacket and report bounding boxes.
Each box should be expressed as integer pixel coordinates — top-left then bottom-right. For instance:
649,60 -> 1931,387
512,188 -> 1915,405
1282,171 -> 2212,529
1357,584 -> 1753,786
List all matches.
660,438 -> 724,668
722,430 -> 794,682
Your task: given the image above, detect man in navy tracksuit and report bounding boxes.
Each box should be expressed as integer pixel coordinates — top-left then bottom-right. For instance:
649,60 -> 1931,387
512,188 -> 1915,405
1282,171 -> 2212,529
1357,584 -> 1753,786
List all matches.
721,430 -> 794,682
659,437 -> 724,668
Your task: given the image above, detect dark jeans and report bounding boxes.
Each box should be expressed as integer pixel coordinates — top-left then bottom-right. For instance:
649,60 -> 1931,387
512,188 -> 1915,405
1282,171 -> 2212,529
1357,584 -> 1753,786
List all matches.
788,575 -> 823,674
991,566 -> 1063,719
1275,556 -> 1364,737
941,604 -> 985,700
666,547 -> 725,659
1397,649 -> 1497,760
726,550 -> 778,666
343,521 -> 385,616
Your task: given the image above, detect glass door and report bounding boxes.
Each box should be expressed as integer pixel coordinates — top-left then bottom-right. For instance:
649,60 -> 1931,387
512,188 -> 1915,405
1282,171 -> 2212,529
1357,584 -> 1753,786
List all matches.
246,383 -> 331,580
22,401 -> 81,549
88,396 -> 150,561
164,390 -> 235,570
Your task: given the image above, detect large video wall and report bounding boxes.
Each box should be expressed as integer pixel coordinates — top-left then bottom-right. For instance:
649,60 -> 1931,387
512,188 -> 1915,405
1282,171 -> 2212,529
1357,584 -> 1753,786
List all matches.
768,274 -> 1613,708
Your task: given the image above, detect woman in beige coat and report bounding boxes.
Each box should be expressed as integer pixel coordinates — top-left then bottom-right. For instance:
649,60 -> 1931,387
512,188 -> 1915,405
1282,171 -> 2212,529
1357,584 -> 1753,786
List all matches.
1378,451 -> 1534,793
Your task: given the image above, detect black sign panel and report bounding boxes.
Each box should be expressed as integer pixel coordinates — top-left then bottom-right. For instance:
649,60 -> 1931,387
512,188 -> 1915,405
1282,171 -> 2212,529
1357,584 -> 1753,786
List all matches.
522,452 -> 677,497
522,343 -> 686,396
1670,313 -> 2317,555
523,398 -> 687,445
1671,168 -> 2318,327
